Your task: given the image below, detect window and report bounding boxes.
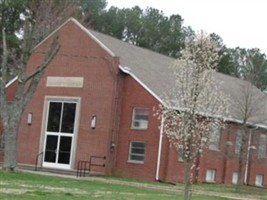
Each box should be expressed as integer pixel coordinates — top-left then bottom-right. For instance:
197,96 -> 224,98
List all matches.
232,172 -> 238,184
258,134 -> 267,158
177,147 -> 184,162
206,169 -> 216,182
0,133 -> 4,149
255,174 -> 263,186
131,108 -> 149,129
47,102 -> 76,133
235,130 -> 243,154
209,126 -> 220,150
128,141 -> 145,163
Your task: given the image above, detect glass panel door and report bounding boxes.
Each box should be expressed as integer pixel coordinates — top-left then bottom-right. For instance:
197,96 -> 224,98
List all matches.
43,100 -> 77,169
58,136 -> 72,164
44,135 -> 58,163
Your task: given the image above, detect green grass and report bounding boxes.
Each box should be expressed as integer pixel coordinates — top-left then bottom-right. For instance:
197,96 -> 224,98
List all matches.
193,182 -> 267,197
0,170 -> 265,200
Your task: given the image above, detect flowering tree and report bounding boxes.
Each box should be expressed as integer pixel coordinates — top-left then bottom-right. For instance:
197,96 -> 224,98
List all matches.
158,33 -> 229,200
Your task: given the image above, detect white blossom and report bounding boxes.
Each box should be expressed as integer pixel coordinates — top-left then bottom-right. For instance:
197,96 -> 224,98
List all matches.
156,32 -> 230,199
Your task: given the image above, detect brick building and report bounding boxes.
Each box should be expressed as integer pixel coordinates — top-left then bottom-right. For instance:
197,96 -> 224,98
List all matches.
1,18 -> 267,187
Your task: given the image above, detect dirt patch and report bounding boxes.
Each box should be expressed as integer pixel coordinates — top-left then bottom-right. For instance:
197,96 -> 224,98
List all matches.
0,188 -> 32,194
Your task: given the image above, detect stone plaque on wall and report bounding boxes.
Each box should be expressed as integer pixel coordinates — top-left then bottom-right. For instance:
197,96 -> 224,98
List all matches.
46,77 -> 84,88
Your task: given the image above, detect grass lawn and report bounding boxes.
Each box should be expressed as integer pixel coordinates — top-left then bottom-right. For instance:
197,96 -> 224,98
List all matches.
0,170 -> 265,200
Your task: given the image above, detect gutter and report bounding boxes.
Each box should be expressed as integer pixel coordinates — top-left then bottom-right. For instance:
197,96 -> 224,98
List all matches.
156,114 -> 164,180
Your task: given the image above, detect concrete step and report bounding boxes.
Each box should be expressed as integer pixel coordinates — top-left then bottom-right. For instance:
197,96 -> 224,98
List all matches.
18,164 -> 78,176
17,164 -> 104,178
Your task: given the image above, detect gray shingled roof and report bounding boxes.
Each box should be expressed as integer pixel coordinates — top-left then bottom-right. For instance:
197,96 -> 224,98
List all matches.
39,18 -> 261,129
90,29 -> 175,101
89,29 -> 267,128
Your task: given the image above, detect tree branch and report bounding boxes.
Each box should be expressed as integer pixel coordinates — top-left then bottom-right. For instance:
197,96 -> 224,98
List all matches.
23,35 -> 60,106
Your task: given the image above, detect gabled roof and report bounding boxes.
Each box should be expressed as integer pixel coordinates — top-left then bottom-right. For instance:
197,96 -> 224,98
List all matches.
80,19 -> 267,129
7,18 -> 267,129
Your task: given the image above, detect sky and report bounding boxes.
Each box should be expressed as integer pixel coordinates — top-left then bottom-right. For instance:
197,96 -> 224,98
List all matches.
107,0 -> 267,54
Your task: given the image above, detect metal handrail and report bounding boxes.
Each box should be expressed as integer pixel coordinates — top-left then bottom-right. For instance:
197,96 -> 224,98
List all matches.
77,155 -> 106,177
77,160 -> 90,177
89,156 -> 106,172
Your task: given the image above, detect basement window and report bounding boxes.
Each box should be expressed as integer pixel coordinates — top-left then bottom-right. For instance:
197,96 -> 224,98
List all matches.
128,141 -> 145,163
255,174 -> 263,187
131,108 -> 149,130
206,169 -> 216,182
232,172 -> 238,184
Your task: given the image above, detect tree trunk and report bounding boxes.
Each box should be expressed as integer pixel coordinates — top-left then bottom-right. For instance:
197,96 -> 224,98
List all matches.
235,128 -> 247,192
193,153 -> 200,183
2,111 -> 21,171
235,154 -> 244,192
184,160 -> 192,200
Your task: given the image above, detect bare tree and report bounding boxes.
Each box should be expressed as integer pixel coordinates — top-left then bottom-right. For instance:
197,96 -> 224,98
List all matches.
229,56 -> 267,192
157,33 -> 229,200
0,0 -> 77,171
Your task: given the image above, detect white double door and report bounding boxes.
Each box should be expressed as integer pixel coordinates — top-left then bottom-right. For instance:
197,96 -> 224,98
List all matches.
43,100 -> 77,169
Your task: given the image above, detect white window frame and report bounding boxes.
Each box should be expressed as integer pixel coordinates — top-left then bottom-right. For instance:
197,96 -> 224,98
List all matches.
258,134 -> 267,158
131,107 -> 149,130
255,174 -> 263,187
206,169 -> 216,182
128,141 -> 146,164
209,126 -> 221,151
232,172 -> 238,184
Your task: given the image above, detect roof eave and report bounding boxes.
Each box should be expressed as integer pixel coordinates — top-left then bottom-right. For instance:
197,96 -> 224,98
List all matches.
119,65 -> 163,104
34,17 -> 116,57
5,76 -> 18,88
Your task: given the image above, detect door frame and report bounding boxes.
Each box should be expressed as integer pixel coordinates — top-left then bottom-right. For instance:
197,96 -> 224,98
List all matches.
40,96 -> 81,170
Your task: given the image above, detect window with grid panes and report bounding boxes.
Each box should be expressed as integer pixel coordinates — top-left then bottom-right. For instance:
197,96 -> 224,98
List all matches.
131,108 -> 149,129
128,141 -> 145,163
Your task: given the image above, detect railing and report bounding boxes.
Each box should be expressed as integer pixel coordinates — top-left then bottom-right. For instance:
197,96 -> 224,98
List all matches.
77,156 -> 106,177
35,152 -> 44,171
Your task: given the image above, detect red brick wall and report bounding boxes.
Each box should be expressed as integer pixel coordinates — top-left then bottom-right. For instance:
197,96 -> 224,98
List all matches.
114,75 -> 161,180
5,80 -> 17,101
16,20 -> 118,174
112,74 -> 267,186
187,124 -> 266,187
247,129 -> 267,186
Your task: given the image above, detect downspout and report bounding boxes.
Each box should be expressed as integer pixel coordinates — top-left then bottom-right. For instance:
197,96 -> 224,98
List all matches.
244,129 -> 252,184
156,114 -> 164,181
104,56 -> 120,175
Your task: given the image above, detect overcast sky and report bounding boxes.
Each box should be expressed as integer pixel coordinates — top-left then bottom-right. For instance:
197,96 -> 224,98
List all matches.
107,0 -> 267,54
